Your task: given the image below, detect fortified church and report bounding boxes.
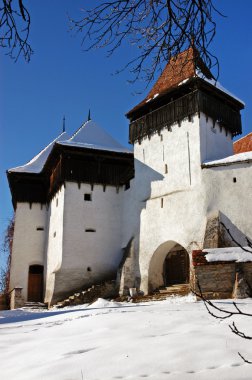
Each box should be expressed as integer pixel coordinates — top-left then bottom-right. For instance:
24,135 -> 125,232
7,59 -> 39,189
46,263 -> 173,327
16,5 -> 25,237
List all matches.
7,48 -> 252,307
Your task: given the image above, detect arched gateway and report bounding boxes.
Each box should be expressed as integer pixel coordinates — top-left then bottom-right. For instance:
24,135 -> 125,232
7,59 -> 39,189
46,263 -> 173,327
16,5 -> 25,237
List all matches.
148,241 -> 190,292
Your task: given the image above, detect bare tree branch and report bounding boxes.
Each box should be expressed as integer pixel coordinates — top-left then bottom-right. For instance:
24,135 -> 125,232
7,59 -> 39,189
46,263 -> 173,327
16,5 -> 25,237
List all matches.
70,0 -> 224,83
220,222 -> 252,252
0,0 -> 33,62
193,280 -> 252,364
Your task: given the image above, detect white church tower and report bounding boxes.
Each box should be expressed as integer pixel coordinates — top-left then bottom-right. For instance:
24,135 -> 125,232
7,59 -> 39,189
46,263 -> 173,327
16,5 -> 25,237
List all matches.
121,46 -> 245,295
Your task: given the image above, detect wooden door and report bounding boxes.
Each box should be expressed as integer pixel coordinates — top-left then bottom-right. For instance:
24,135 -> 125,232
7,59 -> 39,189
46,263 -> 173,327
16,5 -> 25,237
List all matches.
164,250 -> 189,286
28,265 -> 43,302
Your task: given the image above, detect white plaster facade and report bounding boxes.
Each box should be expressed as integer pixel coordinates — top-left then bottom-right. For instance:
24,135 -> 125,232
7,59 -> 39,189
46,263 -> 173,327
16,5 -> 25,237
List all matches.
10,203 -> 47,299
8,60 -> 252,305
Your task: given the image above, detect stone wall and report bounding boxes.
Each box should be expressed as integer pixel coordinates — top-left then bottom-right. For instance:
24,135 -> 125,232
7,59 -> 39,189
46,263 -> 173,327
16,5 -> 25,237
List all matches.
57,280 -> 118,308
192,250 -> 252,299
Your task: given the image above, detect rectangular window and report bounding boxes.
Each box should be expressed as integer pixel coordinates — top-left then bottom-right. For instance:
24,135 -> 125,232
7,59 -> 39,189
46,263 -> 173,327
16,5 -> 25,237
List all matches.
165,164 -> 168,174
84,193 -> 92,201
85,228 -> 96,233
36,227 -> 44,231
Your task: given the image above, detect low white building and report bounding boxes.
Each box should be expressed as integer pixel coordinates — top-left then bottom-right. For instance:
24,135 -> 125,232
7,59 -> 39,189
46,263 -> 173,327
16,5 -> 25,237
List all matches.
7,47 -> 252,306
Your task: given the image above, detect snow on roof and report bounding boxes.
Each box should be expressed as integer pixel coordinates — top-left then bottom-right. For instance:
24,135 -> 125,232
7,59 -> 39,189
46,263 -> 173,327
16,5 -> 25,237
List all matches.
8,132 -> 69,174
58,120 -> 132,154
196,70 -> 245,106
204,247 -> 252,263
202,151 -> 252,167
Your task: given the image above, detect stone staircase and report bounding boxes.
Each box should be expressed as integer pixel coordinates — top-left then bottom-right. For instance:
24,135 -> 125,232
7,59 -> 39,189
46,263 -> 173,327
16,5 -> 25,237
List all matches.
56,280 -> 118,308
130,283 -> 191,303
23,302 -> 48,310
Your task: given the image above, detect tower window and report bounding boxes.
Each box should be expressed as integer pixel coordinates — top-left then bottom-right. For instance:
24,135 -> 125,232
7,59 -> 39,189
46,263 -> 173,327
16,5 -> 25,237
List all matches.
161,198 -> 164,208
84,193 -> 92,201
165,164 -> 168,174
53,231 -> 56,238
56,198 -> 58,207
85,228 -> 96,233
36,227 -> 44,231
233,177 -> 237,183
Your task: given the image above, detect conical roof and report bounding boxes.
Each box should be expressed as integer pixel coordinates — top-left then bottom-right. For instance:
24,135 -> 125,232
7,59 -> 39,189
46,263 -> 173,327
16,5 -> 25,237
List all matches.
8,131 -> 69,174
58,120 -> 132,154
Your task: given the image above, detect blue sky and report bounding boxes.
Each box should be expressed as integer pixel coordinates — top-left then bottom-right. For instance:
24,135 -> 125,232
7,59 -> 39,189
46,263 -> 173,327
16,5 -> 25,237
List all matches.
1,0 -> 252,268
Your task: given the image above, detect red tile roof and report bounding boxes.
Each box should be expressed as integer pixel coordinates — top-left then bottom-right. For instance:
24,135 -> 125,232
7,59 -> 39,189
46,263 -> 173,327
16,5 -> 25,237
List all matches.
127,47 -> 212,116
233,132 -> 252,154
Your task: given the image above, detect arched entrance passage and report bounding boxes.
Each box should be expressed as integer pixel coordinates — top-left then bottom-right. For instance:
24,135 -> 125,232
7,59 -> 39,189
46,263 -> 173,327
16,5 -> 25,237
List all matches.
164,246 -> 189,286
148,241 -> 189,292
28,265 -> 44,302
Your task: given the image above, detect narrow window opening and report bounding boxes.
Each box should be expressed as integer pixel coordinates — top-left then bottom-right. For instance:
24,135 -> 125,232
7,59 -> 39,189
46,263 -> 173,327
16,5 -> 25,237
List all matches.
36,227 -> 44,231
87,267 -> 92,272
125,181 -> 130,191
56,198 -> 58,207
160,134 -> 163,141
53,231 -> 56,237
84,193 -> 92,201
165,164 -> 168,174
85,228 -> 96,233
233,177 -> 237,183
161,198 -> 164,208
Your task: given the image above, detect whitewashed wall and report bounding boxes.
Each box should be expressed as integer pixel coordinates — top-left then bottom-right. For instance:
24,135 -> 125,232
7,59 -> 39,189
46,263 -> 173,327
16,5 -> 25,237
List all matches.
9,203 -> 47,301
44,186 -> 65,305
200,114 -> 233,162
52,182 -> 124,302
132,116 -> 208,293
202,162 -> 252,242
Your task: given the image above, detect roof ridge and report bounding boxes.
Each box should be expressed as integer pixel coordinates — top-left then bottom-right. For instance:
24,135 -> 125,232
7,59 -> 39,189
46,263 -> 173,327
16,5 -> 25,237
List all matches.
234,132 -> 252,143
69,120 -> 89,140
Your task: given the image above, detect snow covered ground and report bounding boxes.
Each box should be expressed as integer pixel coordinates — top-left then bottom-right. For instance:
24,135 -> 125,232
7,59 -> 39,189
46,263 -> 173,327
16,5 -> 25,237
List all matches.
0,295 -> 252,380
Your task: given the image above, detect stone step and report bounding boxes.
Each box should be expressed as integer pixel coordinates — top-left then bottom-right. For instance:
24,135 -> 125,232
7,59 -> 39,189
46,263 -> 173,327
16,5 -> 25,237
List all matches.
24,302 -> 48,309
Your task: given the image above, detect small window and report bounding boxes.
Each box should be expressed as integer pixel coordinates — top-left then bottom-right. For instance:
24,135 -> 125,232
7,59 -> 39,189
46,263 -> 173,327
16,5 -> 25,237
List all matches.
36,227 -> 44,231
53,231 -> 56,237
125,181 -> 130,191
85,228 -> 96,233
87,267 -> 92,272
56,198 -> 58,207
233,177 -> 237,183
165,164 -> 168,174
160,134 -> 163,141
161,198 -> 164,208
84,193 -> 92,201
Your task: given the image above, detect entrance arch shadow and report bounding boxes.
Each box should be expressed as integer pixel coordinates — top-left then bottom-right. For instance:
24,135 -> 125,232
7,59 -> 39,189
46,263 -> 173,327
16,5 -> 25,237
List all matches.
148,241 -> 189,293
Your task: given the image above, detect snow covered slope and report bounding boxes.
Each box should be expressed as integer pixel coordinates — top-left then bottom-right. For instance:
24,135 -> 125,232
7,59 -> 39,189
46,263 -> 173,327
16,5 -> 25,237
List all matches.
0,296 -> 251,380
